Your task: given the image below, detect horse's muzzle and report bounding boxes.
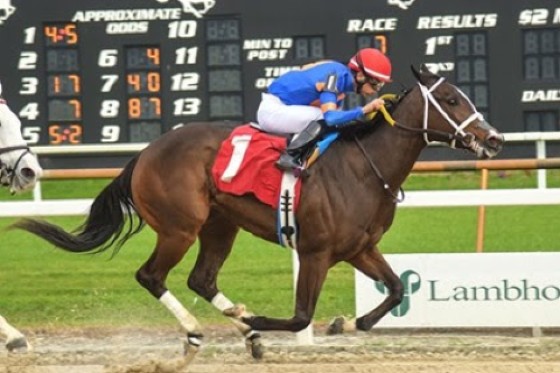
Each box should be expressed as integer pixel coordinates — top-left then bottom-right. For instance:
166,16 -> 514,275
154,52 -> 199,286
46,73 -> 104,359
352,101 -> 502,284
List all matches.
480,131 -> 505,159
20,166 -> 38,180
463,121 -> 505,159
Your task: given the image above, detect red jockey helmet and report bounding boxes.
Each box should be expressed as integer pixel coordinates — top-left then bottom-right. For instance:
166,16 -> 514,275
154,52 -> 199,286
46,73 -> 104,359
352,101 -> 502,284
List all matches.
348,48 -> 392,83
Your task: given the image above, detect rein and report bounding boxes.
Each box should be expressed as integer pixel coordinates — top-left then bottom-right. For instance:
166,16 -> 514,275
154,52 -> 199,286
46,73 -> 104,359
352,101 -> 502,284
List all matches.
376,96 -> 463,143
353,134 -> 404,203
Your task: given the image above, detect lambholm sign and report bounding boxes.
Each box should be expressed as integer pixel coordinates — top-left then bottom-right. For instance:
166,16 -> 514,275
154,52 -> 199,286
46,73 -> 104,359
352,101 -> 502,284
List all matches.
356,252 -> 560,327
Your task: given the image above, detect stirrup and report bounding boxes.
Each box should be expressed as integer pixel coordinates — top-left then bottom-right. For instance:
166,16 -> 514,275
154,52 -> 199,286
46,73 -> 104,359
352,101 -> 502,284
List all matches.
276,153 -> 302,171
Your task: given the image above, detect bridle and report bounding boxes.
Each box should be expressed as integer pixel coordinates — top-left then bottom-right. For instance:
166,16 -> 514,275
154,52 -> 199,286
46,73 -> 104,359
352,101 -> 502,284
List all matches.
354,77 -> 484,202
417,77 -> 483,149
389,77 -> 483,149
0,98 -> 33,187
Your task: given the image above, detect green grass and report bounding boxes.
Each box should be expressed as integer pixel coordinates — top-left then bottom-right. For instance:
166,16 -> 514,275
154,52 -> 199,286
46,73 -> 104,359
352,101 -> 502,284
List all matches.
0,170 -> 558,329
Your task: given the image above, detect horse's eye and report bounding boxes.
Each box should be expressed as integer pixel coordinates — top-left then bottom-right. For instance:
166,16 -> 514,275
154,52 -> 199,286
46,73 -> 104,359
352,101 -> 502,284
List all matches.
447,98 -> 458,106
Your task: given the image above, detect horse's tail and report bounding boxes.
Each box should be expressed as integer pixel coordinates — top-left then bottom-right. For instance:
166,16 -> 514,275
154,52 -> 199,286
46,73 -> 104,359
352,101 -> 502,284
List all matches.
12,155 -> 143,255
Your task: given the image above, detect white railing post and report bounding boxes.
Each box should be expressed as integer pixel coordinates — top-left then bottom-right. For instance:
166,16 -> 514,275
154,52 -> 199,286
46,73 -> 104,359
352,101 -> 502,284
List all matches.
33,180 -> 42,202
536,139 -> 546,189
292,250 -> 314,345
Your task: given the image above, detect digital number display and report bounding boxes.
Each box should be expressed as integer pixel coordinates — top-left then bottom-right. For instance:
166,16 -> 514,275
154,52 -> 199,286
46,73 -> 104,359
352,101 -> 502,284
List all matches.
48,124 -> 82,144
294,36 -> 325,59
128,97 -> 161,120
206,19 -> 240,41
129,122 -> 162,143
46,49 -> 79,72
456,33 -> 487,56
523,29 -> 560,81
454,32 -> 489,117
124,44 -> 163,139
456,59 -> 488,82
208,69 -> 242,92
207,44 -> 241,66
209,95 -> 242,118
44,23 -> 78,46
204,17 -> 243,119
48,99 -> 82,121
356,35 -> 388,54
127,72 -> 161,94
47,74 -> 81,96
126,47 -> 161,69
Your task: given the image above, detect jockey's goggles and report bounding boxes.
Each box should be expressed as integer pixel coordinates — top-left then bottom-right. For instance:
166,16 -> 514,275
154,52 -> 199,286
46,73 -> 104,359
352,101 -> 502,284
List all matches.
366,77 -> 385,90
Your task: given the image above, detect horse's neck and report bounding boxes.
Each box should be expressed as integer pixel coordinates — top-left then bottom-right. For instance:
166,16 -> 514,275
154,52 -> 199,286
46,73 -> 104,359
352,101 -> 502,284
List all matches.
361,94 -> 426,188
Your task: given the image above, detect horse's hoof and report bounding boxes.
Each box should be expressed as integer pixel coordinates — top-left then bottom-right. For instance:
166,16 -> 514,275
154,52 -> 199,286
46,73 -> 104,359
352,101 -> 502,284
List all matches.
182,339 -> 201,365
6,337 -> 29,352
326,316 -> 346,335
223,304 -> 246,318
246,334 -> 264,360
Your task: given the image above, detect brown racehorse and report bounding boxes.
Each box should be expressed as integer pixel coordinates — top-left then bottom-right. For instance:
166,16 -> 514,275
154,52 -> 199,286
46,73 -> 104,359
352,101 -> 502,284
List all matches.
13,66 -> 504,363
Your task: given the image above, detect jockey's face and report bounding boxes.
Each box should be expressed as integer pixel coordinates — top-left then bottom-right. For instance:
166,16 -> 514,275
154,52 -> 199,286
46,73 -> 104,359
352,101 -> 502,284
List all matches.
356,71 -> 384,96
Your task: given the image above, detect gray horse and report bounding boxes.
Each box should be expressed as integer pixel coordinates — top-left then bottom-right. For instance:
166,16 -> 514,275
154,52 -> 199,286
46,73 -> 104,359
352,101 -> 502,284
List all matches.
0,80 -> 43,351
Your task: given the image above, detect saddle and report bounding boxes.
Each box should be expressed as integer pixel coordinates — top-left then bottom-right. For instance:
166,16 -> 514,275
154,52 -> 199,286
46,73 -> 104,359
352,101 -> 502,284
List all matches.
211,125 -> 301,248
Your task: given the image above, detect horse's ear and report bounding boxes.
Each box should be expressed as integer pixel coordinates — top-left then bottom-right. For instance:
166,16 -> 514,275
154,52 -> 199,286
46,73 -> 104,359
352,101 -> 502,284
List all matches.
410,64 -> 421,82
411,64 -> 440,85
420,63 -> 439,78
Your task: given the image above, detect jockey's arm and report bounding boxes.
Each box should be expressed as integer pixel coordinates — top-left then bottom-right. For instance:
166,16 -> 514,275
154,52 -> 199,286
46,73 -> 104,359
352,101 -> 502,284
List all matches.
320,92 -> 386,127
319,91 -> 364,126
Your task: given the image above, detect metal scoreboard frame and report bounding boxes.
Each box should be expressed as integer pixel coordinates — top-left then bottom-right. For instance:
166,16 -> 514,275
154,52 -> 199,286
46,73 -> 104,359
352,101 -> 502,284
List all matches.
0,0 -> 559,166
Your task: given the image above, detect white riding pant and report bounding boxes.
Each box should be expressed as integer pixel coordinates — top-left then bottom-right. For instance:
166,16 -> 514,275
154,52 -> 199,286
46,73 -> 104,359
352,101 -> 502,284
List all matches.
256,93 -> 323,135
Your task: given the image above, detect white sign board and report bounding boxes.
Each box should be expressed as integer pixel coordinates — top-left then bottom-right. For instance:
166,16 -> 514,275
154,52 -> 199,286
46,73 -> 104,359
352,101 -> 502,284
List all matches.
355,252 -> 560,327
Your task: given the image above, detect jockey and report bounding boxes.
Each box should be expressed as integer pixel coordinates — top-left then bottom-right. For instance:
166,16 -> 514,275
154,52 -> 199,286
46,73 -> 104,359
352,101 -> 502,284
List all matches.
256,48 -> 392,171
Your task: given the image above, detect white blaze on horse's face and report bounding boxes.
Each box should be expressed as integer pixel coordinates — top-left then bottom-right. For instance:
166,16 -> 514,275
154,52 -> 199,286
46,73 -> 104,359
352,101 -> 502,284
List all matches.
0,97 -> 43,193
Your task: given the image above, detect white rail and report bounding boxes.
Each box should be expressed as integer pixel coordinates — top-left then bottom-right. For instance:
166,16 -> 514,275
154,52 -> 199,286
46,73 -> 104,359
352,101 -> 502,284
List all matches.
2,188 -> 560,217
25,131 -> 560,202
29,131 -> 560,155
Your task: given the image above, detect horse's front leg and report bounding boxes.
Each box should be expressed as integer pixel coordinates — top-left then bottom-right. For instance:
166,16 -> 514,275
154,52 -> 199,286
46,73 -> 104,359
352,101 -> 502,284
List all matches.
0,315 -> 30,352
328,245 -> 403,334
234,251 -> 329,332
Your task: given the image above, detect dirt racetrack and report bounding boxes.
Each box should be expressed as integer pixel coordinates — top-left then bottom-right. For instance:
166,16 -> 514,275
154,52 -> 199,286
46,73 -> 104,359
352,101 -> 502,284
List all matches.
1,325 -> 560,373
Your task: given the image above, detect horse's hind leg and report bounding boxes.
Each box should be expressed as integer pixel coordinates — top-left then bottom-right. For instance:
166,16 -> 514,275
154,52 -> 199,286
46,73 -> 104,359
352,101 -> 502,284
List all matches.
329,245 -> 403,334
187,209 -> 264,359
0,315 -> 30,352
135,232 -> 203,363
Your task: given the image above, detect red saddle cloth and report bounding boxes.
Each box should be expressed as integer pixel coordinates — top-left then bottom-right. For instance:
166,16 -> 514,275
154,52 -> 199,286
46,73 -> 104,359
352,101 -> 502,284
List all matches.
211,125 -> 302,209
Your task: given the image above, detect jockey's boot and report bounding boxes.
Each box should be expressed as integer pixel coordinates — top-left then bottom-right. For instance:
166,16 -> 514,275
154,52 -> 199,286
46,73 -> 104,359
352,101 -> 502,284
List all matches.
276,151 -> 302,171
276,120 -> 324,171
